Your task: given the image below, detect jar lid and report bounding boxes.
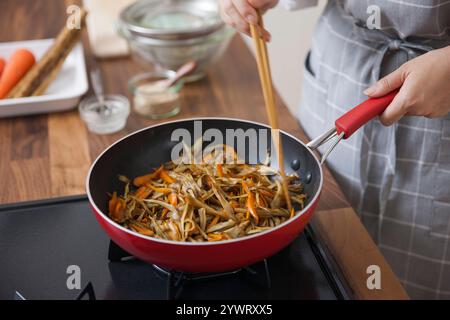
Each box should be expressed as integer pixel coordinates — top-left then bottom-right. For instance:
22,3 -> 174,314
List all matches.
120,0 -> 224,41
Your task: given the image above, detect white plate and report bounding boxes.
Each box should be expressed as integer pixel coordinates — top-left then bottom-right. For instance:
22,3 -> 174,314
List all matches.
0,39 -> 88,118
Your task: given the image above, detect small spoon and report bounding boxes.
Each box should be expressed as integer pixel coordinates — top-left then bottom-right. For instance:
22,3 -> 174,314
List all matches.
90,69 -> 110,115
155,60 -> 197,89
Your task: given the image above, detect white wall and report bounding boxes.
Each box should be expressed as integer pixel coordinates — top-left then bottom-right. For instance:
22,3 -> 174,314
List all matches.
242,1 -> 325,114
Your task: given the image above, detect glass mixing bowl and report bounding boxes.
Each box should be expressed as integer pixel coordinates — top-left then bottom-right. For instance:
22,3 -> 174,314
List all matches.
119,0 -> 235,82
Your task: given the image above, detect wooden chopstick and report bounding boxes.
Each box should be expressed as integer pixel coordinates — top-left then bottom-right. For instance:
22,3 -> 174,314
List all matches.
250,13 -> 293,213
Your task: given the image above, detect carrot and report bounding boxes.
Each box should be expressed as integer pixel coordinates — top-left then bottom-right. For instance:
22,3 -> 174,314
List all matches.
216,164 -> 224,177
146,183 -> 173,195
0,58 -> 5,79
242,181 -> 259,223
160,169 -> 176,184
135,185 -> 152,199
130,224 -> 154,237
168,193 -> 178,207
0,49 -> 35,99
246,194 -> 259,223
160,193 -> 178,220
207,233 -> 228,241
110,198 -> 126,222
207,216 -> 220,230
160,209 -> 169,220
133,166 -> 163,187
114,201 -> 123,215
108,192 -> 118,214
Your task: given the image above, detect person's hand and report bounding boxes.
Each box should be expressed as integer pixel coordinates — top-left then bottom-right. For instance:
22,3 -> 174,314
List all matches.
364,46 -> 450,126
218,0 -> 279,41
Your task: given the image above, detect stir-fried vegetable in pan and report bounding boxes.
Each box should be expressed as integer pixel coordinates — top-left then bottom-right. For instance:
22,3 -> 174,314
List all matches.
108,146 -> 307,242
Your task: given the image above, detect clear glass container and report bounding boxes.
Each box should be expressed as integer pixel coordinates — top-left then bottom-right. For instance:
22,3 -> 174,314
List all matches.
128,70 -> 183,119
118,0 -> 235,82
78,94 -> 130,134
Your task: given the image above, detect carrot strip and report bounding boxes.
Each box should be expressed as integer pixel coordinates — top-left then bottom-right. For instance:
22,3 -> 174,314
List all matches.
168,193 -> 178,207
161,193 -> 178,219
207,233 -> 228,241
114,201 -> 123,215
141,188 -> 152,199
0,58 -> 5,79
160,169 -> 176,184
130,224 -> 154,237
246,194 -> 259,223
207,216 -> 220,230
108,192 -> 118,214
160,209 -> 169,220
216,164 -> 224,177
133,166 -> 163,187
135,186 -> 152,199
242,181 -> 259,224
146,183 -> 173,194
0,49 -> 35,99
111,199 -> 126,222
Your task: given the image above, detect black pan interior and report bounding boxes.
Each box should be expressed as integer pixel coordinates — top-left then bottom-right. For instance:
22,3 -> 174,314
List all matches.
89,119 -> 321,215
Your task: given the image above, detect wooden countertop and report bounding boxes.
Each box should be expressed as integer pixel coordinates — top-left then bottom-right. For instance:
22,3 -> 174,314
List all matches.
0,0 -> 408,299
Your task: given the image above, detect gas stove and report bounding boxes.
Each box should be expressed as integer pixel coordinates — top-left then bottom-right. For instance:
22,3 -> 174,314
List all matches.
0,196 -> 350,300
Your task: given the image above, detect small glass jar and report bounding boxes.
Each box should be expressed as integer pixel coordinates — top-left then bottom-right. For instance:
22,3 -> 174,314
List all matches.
78,94 -> 130,134
128,71 -> 183,119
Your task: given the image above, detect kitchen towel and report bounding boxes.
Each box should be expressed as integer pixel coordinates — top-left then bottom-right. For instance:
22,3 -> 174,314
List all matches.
83,0 -> 134,58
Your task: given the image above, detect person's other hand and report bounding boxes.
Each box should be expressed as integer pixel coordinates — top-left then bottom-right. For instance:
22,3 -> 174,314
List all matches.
218,0 -> 279,41
364,46 -> 450,126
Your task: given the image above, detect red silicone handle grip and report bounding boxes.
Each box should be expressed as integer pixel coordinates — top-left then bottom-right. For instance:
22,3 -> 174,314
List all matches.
335,91 -> 398,139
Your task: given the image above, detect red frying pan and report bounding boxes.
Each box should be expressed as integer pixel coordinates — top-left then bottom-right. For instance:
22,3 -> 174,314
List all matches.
86,91 -> 397,272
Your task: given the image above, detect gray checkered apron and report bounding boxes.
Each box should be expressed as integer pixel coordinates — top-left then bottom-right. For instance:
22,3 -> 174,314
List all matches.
297,0 -> 450,298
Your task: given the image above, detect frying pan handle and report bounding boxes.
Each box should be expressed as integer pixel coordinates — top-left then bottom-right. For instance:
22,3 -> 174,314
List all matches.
307,90 -> 398,165
335,91 -> 398,139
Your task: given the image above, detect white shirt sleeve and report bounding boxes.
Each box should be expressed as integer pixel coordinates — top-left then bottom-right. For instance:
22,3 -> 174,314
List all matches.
279,0 -> 319,11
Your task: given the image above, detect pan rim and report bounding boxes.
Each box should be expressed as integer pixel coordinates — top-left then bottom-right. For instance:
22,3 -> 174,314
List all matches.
86,117 -> 323,247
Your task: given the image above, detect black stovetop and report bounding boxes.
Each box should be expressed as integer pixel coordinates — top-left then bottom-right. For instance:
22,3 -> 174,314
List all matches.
0,196 -> 350,300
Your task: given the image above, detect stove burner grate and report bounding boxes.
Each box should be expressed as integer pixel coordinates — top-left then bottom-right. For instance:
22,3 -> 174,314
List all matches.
15,282 -> 96,300
108,240 -> 271,300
